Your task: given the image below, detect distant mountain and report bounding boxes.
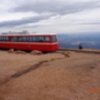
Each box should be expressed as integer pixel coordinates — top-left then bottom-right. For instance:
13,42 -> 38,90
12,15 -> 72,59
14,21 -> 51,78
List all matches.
57,33 -> 100,49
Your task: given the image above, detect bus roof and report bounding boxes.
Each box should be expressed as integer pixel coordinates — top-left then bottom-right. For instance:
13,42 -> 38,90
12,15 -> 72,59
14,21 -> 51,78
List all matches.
0,33 -> 57,36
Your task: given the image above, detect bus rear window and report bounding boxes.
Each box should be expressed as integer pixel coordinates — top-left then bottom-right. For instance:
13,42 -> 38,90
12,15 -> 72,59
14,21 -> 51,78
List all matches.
52,36 -> 57,42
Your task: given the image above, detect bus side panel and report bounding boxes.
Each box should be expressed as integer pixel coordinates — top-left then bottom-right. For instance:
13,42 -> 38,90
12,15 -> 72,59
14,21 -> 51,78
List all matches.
0,42 -> 11,49
0,42 -> 59,51
51,44 -> 59,51
14,43 -> 53,51
31,44 -> 53,51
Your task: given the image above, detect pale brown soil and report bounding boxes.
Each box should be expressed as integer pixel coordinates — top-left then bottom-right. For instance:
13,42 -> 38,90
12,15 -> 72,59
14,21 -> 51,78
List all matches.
0,50 -> 100,100
83,48 -> 100,51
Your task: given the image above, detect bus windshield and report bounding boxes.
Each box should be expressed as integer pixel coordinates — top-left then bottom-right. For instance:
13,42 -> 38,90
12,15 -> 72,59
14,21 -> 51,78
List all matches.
52,36 -> 57,42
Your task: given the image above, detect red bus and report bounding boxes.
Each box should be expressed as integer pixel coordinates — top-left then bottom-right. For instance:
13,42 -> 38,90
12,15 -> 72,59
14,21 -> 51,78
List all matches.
0,33 -> 59,52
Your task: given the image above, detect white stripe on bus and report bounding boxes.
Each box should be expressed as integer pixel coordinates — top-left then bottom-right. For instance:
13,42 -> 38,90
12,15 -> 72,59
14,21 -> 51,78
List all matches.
0,42 -> 58,45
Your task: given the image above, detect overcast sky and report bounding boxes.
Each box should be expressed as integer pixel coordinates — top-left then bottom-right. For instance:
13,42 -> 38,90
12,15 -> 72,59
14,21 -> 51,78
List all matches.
0,0 -> 100,33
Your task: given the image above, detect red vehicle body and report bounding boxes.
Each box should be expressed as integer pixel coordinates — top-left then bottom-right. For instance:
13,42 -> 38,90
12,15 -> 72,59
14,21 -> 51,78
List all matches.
0,33 -> 59,52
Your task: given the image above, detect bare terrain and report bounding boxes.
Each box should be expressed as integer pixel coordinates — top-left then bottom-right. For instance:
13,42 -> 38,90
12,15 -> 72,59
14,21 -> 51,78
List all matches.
0,50 -> 100,100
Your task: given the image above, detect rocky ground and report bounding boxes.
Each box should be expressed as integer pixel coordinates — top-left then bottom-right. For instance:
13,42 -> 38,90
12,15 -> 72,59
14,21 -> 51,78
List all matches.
0,50 -> 100,100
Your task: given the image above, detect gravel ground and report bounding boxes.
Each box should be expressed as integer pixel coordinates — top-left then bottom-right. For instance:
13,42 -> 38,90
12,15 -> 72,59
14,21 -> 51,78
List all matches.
0,50 -> 100,100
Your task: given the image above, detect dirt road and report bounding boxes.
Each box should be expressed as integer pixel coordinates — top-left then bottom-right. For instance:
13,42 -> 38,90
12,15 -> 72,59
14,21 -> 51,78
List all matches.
0,50 -> 100,100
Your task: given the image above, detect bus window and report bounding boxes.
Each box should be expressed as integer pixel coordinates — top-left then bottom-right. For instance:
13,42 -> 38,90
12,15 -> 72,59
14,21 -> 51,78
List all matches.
5,37 -> 8,41
52,36 -> 57,42
4,37 -> 6,41
12,37 -> 17,41
3,37 -> 5,41
45,37 -> 50,42
18,37 -> 23,41
0,37 -> 2,41
12,37 -> 14,41
2,37 -> 3,41
0,37 -> 8,41
2,37 -> 5,41
37,37 -> 44,42
23,37 -> 29,42
29,37 -> 36,42
1,37 -> 3,41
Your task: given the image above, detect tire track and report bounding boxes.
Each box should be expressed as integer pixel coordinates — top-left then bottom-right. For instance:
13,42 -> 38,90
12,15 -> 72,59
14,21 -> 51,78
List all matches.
0,52 -> 69,86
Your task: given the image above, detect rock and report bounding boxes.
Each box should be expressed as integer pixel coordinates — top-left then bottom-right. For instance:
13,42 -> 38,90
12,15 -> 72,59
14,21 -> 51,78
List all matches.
8,49 -> 14,53
30,50 -> 42,55
15,50 -> 26,54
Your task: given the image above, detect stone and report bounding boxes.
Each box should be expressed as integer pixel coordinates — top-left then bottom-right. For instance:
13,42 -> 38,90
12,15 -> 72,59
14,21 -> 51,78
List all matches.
8,49 -> 14,53
30,50 -> 42,55
15,50 -> 26,54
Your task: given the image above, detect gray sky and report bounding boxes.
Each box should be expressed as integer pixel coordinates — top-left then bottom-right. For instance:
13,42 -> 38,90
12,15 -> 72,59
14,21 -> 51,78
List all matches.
0,0 -> 100,33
